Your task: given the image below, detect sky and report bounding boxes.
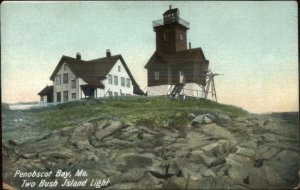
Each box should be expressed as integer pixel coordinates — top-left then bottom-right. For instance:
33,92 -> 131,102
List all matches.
1,1 -> 298,113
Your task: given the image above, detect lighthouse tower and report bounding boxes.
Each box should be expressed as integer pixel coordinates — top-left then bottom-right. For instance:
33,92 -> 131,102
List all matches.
145,6 -> 209,98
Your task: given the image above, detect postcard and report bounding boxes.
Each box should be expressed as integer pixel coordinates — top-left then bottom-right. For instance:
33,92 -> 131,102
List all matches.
1,1 -> 299,190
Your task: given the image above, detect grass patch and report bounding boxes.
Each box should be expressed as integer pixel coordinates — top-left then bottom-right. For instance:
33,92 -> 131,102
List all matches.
3,96 -> 249,130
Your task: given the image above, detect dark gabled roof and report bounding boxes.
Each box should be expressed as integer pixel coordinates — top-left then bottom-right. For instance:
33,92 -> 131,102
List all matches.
38,85 -> 53,96
50,55 -> 120,80
50,54 -> 145,95
144,48 -> 208,68
163,8 -> 179,16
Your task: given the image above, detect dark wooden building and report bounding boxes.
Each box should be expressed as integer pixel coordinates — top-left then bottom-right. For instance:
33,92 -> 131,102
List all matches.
145,6 -> 209,97
38,85 -> 53,103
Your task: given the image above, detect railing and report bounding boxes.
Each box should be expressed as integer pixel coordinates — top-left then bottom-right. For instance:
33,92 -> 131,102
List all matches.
152,17 -> 190,29
167,85 -> 174,95
164,85 -> 205,99
104,89 -> 111,97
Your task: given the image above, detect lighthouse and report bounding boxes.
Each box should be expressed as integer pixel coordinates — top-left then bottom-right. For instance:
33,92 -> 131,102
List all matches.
145,6 -> 209,98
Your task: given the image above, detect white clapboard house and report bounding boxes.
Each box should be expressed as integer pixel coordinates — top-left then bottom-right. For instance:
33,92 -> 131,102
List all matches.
38,50 -> 143,103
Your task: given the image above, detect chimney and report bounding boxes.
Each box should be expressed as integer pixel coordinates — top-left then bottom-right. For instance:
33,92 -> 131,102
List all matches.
189,42 -> 191,50
169,5 -> 172,10
76,52 -> 81,60
106,49 -> 111,57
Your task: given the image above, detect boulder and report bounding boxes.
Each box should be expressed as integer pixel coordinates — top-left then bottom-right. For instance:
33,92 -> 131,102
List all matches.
200,142 -> 220,155
263,159 -> 299,188
175,158 -> 204,180
101,139 -> 134,148
274,149 -> 299,163
188,113 -> 196,118
189,150 -> 224,167
69,124 -> 94,149
191,114 -> 215,126
58,126 -> 75,136
214,113 -> 231,121
136,171 -> 164,189
187,177 -> 214,189
226,153 -> 254,184
259,147 -> 281,160
262,133 -> 293,142
111,168 -> 146,184
77,150 -> 99,162
39,147 -> 74,160
124,154 -> 153,169
200,123 -> 235,140
120,125 -> 139,141
185,132 -> 212,149
248,167 -> 270,189
21,153 -> 37,159
8,139 -> 19,146
161,176 -> 189,189
202,169 -> 216,177
175,148 -> 192,159
214,140 -> 237,159
239,139 -> 257,149
215,165 -> 229,176
213,176 -> 235,189
166,160 -> 181,176
235,146 -> 255,158
94,121 -> 125,140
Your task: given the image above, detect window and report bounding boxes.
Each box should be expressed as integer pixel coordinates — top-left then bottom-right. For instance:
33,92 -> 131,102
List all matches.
126,78 -> 131,88
114,76 -> 118,85
121,77 -> 125,87
64,64 -> 67,71
63,91 -> 68,101
154,71 -> 160,80
108,74 -> 112,84
118,66 -> 121,72
71,80 -> 76,88
180,33 -> 183,40
41,96 -> 44,102
114,92 -> 118,96
56,92 -> 61,102
63,73 -> 68,84
72,93 -> 76,99
55,75 -> 61,85
108,91 -> 113,97
163,33 -> 168,41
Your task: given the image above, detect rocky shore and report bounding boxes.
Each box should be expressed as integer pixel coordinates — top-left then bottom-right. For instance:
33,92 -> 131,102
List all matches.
2,111 -> 299,189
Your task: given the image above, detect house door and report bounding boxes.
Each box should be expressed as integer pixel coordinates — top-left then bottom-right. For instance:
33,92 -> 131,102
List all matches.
179,71 -> 185,84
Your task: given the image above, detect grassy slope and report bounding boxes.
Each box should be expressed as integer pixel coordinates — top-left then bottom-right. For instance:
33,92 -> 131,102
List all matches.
15,96 -> 247,130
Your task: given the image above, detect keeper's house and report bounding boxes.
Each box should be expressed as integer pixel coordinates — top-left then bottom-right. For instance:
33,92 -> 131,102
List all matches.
38,50 -> 143,103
